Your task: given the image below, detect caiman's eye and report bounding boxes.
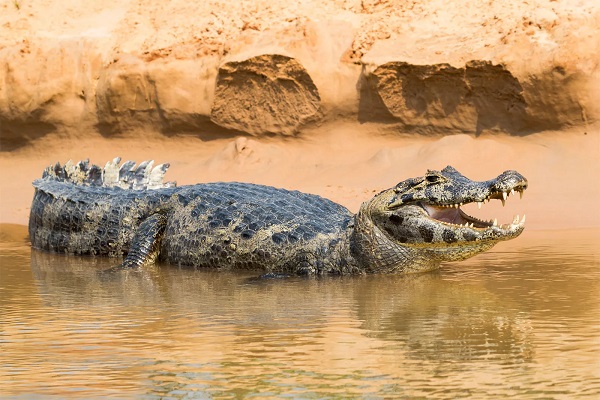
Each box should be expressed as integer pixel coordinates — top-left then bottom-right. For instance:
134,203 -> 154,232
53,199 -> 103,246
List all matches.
426,175 -> 441,183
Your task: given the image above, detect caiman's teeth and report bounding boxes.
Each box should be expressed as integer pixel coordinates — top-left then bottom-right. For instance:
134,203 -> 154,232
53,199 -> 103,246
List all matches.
493,218 -> 498,226
502,191 -> 507,201
510,189 -> 515,196
513,214 -> 520,224
478,202 -> 482,209
520,190 -> 524,199
501,198 -> 506,207
521,214 -> 526,224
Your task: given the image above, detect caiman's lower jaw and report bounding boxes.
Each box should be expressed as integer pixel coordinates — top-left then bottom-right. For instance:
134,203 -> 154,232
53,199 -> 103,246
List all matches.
420,202 -> 525,231
418,191 -> 526,240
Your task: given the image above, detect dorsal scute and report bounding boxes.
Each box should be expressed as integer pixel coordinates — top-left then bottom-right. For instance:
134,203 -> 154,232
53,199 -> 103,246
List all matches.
40,157 -> 176,190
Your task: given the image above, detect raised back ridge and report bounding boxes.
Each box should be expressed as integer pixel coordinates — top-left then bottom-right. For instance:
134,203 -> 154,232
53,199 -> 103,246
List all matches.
41,157 -> 177,190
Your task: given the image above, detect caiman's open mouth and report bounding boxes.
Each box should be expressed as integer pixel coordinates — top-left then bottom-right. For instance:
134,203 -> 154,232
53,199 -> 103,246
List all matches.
419,184 -> 527,231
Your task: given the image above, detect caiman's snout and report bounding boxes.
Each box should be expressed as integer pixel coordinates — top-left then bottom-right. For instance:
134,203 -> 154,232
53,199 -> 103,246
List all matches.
485,170 -> 528,207
491,170 -> 528,194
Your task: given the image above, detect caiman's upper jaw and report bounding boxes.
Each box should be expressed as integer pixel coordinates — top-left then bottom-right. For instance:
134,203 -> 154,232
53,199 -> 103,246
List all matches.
419,180 -> 528,233
433,180 -> 528,209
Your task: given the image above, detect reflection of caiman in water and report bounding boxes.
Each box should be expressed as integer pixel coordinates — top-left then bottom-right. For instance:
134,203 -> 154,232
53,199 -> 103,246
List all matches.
29,250 -> 534,362
29,158 -> 527,274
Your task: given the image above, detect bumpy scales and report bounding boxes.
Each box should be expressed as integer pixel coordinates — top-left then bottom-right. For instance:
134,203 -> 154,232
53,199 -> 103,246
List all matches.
29,158 -> 528,274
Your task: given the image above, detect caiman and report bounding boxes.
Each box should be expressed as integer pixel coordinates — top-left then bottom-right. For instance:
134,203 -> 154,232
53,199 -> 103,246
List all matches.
29,158 -> 528,274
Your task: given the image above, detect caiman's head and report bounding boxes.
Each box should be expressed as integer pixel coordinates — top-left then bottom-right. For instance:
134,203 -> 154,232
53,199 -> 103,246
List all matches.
353,166 -> 528,273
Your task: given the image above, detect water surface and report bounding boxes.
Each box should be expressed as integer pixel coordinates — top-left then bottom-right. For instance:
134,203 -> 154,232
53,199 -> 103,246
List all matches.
1,225 -> 599,398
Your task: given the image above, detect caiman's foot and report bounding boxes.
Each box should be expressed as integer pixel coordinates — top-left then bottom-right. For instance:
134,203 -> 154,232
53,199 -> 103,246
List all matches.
96,263 -> 140,279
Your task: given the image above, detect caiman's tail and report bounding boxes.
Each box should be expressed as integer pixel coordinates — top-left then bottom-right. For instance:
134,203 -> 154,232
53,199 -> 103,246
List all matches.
40,157 -> 176,190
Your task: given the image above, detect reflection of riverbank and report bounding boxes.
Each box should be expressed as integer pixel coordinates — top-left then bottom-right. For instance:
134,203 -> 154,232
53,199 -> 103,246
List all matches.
1,225 -> 599,397
28,246 -> 535,359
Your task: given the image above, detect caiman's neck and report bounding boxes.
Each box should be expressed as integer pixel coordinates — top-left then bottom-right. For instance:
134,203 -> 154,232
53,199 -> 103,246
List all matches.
349,202 -> 441,274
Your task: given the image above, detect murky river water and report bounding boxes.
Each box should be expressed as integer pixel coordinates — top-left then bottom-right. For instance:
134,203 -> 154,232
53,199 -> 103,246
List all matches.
1,225 -> 599,398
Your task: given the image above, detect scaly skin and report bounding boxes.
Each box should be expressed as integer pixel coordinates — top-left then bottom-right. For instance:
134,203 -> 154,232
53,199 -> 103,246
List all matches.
29,159 -> 528,274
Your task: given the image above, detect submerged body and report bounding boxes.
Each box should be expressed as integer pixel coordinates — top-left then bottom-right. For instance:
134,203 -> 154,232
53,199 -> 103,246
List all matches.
29,158 -> 528,274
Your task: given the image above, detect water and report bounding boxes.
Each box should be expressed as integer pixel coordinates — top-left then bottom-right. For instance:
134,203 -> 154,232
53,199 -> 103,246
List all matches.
1,225 -> 599,398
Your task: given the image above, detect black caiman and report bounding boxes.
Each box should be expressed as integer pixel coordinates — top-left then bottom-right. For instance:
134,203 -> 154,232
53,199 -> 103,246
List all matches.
29,158 -> 528,274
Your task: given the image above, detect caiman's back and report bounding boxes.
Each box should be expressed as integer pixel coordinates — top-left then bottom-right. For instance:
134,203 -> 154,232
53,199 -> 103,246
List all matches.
29,158 -> 354,273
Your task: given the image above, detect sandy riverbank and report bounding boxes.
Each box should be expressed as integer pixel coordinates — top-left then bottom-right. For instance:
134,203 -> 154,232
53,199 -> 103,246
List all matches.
1,1 -> 599,231
2,122 -> 599,230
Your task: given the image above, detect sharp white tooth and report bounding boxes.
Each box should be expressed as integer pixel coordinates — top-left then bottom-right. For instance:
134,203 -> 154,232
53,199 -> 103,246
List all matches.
511,189 -> 515,196
520,190 -> 524,199
521,214 -> 526,224
478,202 -> 482,209
502,191 -> 507,201
493,218 -> 498,226
501,198 -> 506,207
